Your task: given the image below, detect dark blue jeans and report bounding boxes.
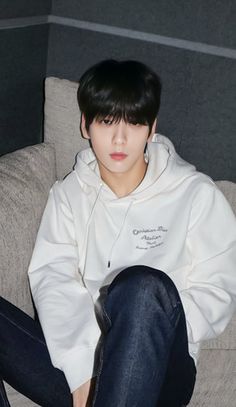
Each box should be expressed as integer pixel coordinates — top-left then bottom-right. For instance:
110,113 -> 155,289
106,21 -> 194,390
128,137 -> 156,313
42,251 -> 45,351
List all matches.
0,266 -> 196,406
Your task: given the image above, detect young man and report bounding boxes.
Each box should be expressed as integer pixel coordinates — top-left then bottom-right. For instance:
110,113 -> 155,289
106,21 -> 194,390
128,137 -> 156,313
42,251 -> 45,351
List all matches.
0,60 -> 236,407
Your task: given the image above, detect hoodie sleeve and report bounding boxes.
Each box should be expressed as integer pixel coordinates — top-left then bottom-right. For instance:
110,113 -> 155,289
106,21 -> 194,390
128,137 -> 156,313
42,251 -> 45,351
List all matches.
179,182 -> 236,345
28,181 -> 101,392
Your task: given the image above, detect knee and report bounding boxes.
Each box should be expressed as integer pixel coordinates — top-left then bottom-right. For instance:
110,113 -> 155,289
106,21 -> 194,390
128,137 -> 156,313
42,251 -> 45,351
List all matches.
109,265 -> 178,298
106,265 -> 181,321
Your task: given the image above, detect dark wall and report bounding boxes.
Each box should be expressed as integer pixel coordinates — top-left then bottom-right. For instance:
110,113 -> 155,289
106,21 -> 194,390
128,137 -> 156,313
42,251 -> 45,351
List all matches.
0,0 -> 51,19
47,0 -> 236,181
51,0 -> 236,48
0,1 -> 50,155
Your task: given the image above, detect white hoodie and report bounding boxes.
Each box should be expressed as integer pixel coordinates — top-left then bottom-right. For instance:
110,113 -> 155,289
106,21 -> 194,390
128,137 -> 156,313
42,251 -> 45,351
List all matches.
28,134 -> 236,392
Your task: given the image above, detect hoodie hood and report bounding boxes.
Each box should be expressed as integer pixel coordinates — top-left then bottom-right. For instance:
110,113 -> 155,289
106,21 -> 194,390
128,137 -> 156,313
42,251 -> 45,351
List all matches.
73,134 -> 197,202
71,133 -> 199,276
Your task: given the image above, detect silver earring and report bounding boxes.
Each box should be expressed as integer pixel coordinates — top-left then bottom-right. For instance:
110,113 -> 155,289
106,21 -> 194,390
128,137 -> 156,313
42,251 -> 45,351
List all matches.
144,151 -> 149,163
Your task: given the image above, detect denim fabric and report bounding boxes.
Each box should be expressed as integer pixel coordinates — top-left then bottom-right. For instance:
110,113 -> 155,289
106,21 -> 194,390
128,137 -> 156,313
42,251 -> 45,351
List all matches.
0,266 -> 196,406
93,266 -> 196,407
0,297 -> 72,407
0,380 -> 10,407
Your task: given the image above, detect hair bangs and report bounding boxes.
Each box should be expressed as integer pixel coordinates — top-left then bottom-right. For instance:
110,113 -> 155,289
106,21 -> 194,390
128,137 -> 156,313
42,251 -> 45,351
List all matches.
89,84 -> 153,126
78,59 -> 162,130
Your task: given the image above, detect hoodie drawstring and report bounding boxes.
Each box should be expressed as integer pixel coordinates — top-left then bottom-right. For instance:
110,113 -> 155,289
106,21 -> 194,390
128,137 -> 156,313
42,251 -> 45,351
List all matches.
107,200 -> 133,268
79,183 -> 103,278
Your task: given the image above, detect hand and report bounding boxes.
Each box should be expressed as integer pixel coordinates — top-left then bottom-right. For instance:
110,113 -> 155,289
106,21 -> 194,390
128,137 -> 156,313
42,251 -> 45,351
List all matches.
72,377 -> 96,407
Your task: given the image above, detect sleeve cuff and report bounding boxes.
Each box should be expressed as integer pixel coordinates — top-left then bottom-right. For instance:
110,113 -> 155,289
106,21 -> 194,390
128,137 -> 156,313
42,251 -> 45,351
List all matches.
60,345 -> 99,392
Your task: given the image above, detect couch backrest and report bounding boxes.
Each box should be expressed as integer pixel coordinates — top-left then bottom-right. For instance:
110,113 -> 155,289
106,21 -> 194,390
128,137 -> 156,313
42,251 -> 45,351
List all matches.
0,143 -> 56,316
44,77 -> 88,180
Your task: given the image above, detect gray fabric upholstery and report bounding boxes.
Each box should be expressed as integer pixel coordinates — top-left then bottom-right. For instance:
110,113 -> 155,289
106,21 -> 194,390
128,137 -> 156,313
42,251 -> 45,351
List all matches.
4,383 -> 38,407
44,76 -> 88,180
0,142 -> 56,316
189,349 -> 236,407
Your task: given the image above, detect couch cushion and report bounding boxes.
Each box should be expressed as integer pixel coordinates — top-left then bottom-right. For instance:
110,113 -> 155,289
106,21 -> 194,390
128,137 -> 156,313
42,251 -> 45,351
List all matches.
44,77 -> 89,180
189,349 -> 236,407
0,143 -> 56,316
216,180 -> 236,214
4,383 -> 38,407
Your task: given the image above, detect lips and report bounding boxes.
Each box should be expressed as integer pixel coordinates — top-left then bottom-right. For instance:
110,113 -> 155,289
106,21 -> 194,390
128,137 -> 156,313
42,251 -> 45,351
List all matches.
110,153 -> 128,160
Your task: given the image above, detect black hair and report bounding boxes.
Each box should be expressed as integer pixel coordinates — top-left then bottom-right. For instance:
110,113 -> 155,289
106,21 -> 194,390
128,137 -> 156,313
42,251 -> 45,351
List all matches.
77,59 -> 162,132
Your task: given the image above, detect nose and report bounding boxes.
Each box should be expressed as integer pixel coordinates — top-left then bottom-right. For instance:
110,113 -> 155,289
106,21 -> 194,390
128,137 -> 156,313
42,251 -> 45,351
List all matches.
112,121 -> 127,145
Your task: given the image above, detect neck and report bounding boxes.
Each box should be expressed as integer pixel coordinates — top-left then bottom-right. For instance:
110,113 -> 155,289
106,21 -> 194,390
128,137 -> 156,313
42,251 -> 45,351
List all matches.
99,161 -> 148,198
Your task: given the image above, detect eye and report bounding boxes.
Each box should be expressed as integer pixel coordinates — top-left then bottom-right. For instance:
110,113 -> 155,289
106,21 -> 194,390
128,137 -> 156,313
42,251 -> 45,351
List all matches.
128,118 -> 143,126
102,118 -> 113,125
129,121 -> 141,126
98,116 -> 114,125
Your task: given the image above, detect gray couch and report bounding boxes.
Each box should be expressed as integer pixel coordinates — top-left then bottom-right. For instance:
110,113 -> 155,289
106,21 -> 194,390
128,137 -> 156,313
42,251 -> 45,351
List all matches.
1,77 -> 236,406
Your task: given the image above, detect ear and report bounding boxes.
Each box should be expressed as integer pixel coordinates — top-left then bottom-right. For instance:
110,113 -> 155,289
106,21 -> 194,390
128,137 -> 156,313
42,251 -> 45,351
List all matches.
147,118 -> 157,143
80,114 -> 90,139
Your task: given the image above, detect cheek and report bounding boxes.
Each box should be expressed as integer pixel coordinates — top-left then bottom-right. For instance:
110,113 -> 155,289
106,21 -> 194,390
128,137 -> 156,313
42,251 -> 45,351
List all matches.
91,139 -> 108,158
132,137 -> 148,152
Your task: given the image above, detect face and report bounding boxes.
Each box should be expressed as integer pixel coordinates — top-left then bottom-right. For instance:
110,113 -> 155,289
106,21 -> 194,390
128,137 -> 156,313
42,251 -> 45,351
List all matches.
81,115 -> 156,183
